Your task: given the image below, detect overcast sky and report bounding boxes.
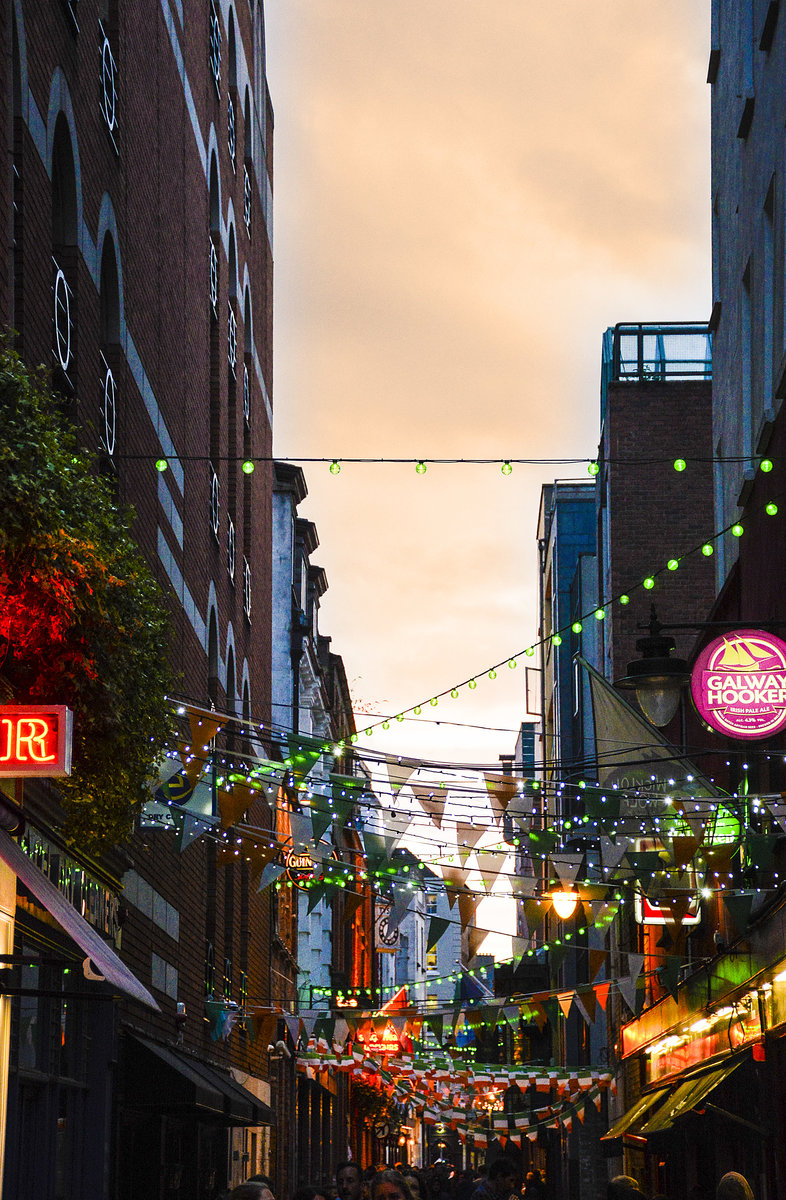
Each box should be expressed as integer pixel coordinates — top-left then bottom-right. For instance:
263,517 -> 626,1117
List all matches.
263,1 -> 712,776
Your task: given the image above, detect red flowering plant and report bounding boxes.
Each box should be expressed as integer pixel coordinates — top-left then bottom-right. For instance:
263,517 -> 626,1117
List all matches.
0,345 -> 174,851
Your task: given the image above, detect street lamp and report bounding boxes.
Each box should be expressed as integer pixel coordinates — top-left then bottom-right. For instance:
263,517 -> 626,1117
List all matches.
616,607 -> 690,727
550,889 -> 578,920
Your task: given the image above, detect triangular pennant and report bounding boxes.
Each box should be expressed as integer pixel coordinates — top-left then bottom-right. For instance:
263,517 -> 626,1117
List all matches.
551,852 -> 584,888
467,927 -> 487,962
626,851 -> 664,882
288,806 -> 314,852
310,801 -> 333,846
307,882 -> 328,913
522,899 -> 547,933
217,787 -> 253,829
528,828 -> 559,856
343,891 -> 364,924
441,863 -> 469,909
455,822 -> 486,866
427,916 -> 450,951
286,732 -> 324,781
156,767 -> 196,808
383,886 -> 411,934
671,835 -> 700,870
594,980 -> 611,1010
330,775 -> 362,827
556,991 -> 574,1020
657,955 -> 682,1001
722,890 -> 756,932
411,785 -> 447,829
549,943 -> 568,973
386,757 -> 420,795
600,837 -> 629,877
457,892 -> 478,932
256,862 -> 285,892
627,953 -> 645,982
477,850 -> 509,892
588,949 -> 606,982
484,774 -> 517,822
616,975 -> 638,1014
425,1014 -> 444,1045
746,831 -> 779,869
172,810 -> 207,851
574,990 -> 596,1025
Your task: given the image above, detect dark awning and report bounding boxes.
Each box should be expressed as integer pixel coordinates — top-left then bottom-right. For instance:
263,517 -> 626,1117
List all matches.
0,829 -> 158,1010
600,1085 -> 672,1142
128,1034 -> 274,1126
637,1059 -> 744,1135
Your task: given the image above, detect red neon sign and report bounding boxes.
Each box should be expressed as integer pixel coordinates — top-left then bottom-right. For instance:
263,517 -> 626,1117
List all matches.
0,706 -> 73,777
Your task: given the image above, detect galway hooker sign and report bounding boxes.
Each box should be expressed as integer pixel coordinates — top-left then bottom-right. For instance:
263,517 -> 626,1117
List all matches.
691,630 -> 786,740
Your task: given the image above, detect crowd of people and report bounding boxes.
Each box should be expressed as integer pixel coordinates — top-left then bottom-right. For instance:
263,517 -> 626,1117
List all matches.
223,1160 -> 756,1200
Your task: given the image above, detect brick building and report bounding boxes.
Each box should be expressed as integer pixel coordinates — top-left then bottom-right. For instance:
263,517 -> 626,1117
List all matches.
0,2 -> 295,1198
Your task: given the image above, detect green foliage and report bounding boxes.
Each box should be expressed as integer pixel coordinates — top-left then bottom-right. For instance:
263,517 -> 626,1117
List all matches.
0,345 -> 174,851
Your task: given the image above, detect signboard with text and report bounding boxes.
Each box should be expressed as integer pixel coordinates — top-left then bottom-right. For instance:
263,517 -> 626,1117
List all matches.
0,706 -> 73,776
691,630 -> 786,740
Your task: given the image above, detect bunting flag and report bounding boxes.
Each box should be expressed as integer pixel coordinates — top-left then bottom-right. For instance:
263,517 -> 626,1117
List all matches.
257,862 -> 286,892
173,810 -> 208,851
383,885 -> 412,934
441,864 -> 469,908
457,892 -> 479,932
205,999 -> 238,1041
616,975 -> 638,1014
477,850 -> 509,892
722,890 -> 756,932
286,733 -> 324,781
588,949 -> 606,983
427,915 -> 450,951
548,943 -> 568,973
574,990 -> 596,1025
556,992 -> 574,1020
528,829 -> 559,856
657,955 -> 682,1001
343,890 -> 365,924
582,787 -> 621,827
310,802 -> 333,846
218,786 -> 254,829
599,837 -> 629,877
425,1014 -> 444,1045
746,831 -> 779,869
671,835 -> 701,869
627,953 -> 645,983
594,980 -> 611,1010
455,822 -> 486,866
626,850 -> 664,882
522,898 -> 547,933
467,926 -> 487,962
156,765 -> 195,807
484,774 -> 517,822
411,785 -> 448,828
307,882 -> 328,913
551,852 -> 584,888
363,825 -> 402,869
184,709 -> 225,783
386,757 -> 420,795
288,806 -> 314,852
330,774 -> 362,827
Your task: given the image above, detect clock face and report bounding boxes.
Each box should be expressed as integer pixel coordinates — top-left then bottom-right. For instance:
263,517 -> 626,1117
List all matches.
375,898 -> 400,949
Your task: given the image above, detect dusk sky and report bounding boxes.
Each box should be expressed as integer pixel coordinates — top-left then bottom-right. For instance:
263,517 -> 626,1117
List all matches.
264,1 -> 712,778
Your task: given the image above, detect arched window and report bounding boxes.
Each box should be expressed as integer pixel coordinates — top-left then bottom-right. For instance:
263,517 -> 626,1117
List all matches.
227,10 -> 237,170
51,114 -> 78,395
243,88 -> 253,236
209,151 -> 221,487
99,236 -> 120,460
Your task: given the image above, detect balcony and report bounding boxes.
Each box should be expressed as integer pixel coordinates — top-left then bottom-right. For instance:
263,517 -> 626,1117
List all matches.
601,322 -> 712,419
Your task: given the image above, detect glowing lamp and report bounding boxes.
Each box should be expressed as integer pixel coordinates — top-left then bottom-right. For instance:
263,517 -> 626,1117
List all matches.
550,889 -> 578,920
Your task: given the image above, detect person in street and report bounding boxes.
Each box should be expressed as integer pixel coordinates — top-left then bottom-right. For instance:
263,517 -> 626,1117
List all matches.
470,1159 -> 517,1200
607,1177 -> 644,1200
523,1171 -> 545,1200
716,1175 -> 754,1200
371,1169 -> 415,1200
232,1184 -> 276,1200
401,1168 -> 424,1200
337,1161 -> 364,1200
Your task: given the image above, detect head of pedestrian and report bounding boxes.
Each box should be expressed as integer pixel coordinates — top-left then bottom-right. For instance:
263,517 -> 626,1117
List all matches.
371,1170 -> 414,1200
717,1175 -> 755,1200
232,1183 -> 276,1200
608,1177 -> 644,1200
401,1170 -> 423,1200
337,1162 -> 363,1200
488,1161 -> 516,1197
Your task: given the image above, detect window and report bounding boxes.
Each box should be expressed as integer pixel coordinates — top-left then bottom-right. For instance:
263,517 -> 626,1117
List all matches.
243,558 -> 251,620
228,302 -> 237,374
243,363 -> 250,424
100,352 -> 116,457
426,947 -> 438,972
244,166 -> 252,236
425,892 -> 437,914
427,994 -> 438,1009
51,115 -> 78,394
209,239 -> 218,315
210,464 -> 220,538
228,515 -> 236,582
209,0 -> 221,94
99,23 -> 118,150
228,95 -> 236,170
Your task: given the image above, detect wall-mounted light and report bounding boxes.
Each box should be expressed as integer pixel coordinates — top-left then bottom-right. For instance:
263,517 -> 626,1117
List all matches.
550,889 -> 578,920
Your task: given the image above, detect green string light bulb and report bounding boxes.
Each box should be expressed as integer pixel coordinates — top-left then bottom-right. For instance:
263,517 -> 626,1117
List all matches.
508,658 -> 517,669
468,679 -> 477,690
329,460 -> 341,475
501,461 -> 513,476
643,576 -> 655,589
488,669 -> 497,679
552,634 -> 562,645
595,608 -> 605,620
766,502 -> 779,516
155,458 -> 168,472
619,594 -> 630,605
702,543 -> 714,556
673,458 -> 686,472
760,458 -> 773,473
667,559 -> 679,571
572,622 -> 582,633
450,688 -> 459,698
415,460 -> 427,475
732,523 -> 744,537
588,461 -> 599,476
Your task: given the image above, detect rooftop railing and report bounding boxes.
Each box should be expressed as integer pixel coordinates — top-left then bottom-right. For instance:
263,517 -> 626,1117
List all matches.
601,322 -> 712,418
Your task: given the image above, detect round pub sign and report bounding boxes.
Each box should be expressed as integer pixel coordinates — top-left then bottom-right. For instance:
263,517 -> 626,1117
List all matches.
691,629 -> 786,740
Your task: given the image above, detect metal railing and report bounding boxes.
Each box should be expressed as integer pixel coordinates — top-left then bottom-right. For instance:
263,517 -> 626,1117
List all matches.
601,322 -> 712,417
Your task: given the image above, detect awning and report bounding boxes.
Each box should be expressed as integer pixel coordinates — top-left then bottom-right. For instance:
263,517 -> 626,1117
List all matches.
637,1058 -> 744,1135
128,1034 -> 274,1125
0,829 -> 158,1010
600,1085 -> 672,1142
